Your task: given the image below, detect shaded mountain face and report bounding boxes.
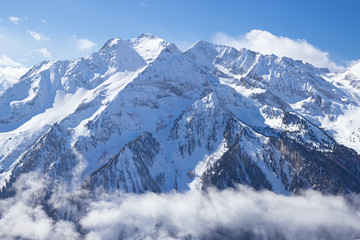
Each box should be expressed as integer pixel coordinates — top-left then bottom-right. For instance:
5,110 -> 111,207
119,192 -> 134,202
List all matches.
0,33 -> 360,196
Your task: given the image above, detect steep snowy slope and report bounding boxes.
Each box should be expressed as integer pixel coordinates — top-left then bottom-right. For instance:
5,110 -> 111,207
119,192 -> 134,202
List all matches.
0,34 -> 359,196
186,41 -> 360,152
0,34 -> 215,191
0,34 -> 170,187
322,62 -> 360,152
88,86 -> 360,195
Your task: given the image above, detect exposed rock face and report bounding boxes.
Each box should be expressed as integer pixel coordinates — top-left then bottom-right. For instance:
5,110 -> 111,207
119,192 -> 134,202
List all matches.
88,132 -> 164,193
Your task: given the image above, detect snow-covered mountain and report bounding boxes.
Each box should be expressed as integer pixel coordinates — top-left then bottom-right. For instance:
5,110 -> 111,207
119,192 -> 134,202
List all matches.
325,61 -> 360,151
0,33 -> 360,196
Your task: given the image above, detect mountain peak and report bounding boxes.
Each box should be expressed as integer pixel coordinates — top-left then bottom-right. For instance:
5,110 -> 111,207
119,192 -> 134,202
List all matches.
138,33 -> 160,40
129,33 -> 174,63
191,40 -> 214,48
99,37 -> 127,51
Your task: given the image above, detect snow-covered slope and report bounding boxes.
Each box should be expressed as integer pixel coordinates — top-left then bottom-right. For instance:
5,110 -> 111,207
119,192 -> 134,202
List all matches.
0,34 -> 360,196
321,62 -> 360,152
185,41 -> 360,153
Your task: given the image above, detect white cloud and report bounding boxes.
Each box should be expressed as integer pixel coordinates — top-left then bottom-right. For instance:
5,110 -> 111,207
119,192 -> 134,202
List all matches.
1,173 -> 360,240
76,38 -> 96,51
28,30 -> 41,41
41,19 -> 47,24
0,66 -> 28,91
28,30 -> 50,41
0,55 -> 28,90
139,2 -> 148,7
0,173 -> 80,240
347,59 -> 360,71
0,66 -> 28,79
0,55 -> 22,67
213,30 -> 342,72
9,16 -> 21,24
37,48 -> 52,59
80,187 -> 360,239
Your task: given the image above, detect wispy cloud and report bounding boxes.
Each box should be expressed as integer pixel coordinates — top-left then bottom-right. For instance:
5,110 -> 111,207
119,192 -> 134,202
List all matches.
28,30 -> 50,41
0,55 -> 22,67
213,30 -> 343,72
41,19 -> 47,24
139,2 -> 148,7
75,37 -> 96,51
9,16 -> 21,24
37,48 -> 52,59
28,30 -> 42,41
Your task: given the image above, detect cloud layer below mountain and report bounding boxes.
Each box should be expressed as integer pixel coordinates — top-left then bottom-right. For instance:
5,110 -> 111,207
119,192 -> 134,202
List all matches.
1,172 -> 360,240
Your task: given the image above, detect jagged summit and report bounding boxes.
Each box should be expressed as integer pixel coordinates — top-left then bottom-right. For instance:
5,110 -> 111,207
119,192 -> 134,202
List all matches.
0,34 -> 360,196
100,37 -> 123,50
138,32 -> 161,39
100,33 -> 161,49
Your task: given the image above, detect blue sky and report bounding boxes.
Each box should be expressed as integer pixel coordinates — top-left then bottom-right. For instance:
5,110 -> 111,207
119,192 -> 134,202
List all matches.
0,0 -> 359,73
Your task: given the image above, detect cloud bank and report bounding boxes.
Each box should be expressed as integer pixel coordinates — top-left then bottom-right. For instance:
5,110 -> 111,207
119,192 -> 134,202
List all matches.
0,66 -> 28,84
81,189 -> 360,240
1,172 -> 360,240
0,173 -> 80,240
0,55 -> 28,91
213,30 -> 343,72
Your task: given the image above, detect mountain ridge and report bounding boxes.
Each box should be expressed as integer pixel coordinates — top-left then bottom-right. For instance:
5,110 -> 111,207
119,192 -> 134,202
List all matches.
0,34 -> 360,196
